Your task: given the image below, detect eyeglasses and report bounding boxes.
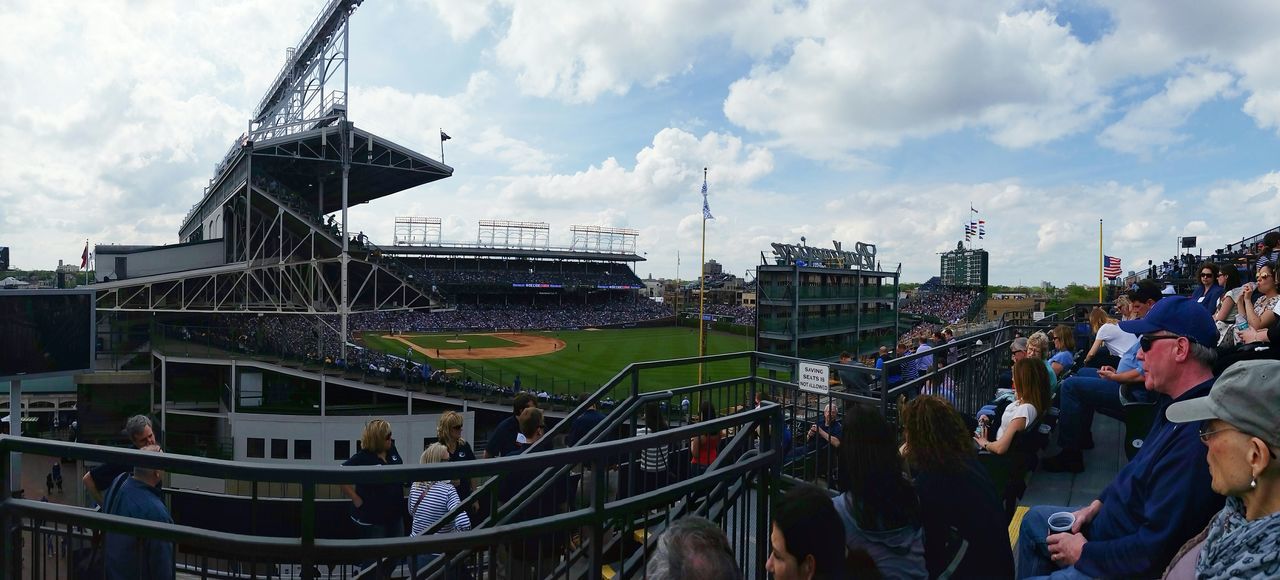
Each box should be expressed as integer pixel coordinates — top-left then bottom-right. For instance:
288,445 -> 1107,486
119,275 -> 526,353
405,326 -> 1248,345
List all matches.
1139,334 -> 1182,352
1198,424 -> 1237,443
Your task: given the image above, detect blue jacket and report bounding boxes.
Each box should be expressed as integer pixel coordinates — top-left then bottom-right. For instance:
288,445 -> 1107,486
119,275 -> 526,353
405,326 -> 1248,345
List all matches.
1076,378 -> 1224,578
105,477 -> 174,580
1190,284 -> 1224,314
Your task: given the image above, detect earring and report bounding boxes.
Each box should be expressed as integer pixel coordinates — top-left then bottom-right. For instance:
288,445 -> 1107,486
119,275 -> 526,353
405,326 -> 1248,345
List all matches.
1251,477 -> 1258,489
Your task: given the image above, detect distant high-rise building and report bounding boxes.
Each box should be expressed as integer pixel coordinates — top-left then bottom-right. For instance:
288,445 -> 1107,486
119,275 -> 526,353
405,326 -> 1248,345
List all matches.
940,242 -> 988,287
703,259 -> 723,276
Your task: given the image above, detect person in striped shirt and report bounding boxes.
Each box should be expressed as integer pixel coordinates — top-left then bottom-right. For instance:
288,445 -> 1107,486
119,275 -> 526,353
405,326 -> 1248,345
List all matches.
408,443 -> 471,576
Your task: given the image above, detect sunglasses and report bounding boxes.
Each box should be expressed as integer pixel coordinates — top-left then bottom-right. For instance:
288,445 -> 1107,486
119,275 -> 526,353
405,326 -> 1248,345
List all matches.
1139,334 -> 1182,352
1200,273 -> 1213,278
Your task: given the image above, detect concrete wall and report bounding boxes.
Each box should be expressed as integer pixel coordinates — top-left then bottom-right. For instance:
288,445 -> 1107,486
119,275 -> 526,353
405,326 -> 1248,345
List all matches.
227,411 -> 475,467
96,240 -> 225,282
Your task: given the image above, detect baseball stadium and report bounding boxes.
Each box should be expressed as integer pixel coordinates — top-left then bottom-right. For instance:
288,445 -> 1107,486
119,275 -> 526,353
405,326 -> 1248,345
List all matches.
7,1 -> 1279,579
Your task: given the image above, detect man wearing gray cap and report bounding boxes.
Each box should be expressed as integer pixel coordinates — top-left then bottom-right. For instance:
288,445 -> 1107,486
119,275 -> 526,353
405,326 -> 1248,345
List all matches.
1162,359 -> 1280,579
1016,296 -> 1225,579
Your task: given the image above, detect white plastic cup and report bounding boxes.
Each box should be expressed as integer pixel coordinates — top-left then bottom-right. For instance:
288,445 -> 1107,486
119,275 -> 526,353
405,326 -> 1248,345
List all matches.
1047,511 -> 1076,534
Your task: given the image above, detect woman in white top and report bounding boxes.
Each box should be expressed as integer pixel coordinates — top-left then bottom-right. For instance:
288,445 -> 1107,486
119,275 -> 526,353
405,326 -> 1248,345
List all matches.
1082,307 -> 1138,368
408,444 -> 471,575
1212,267 -> 1244,347
975,358 -> 1050,455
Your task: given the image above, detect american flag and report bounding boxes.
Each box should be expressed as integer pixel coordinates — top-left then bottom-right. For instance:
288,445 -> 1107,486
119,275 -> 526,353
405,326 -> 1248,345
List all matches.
1104,255 -> 1122,279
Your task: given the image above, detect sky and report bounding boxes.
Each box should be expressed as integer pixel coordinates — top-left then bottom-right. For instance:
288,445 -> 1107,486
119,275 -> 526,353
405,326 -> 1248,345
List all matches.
3,0 -> 1280,286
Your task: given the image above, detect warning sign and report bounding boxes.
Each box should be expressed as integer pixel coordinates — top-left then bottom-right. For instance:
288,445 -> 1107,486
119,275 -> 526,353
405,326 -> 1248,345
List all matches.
798,362 -> 830,395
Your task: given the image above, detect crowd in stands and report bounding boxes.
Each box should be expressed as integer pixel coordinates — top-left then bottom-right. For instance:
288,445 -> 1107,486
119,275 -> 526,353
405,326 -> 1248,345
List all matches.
414,269 -> 642,288
698,303 -> 757,326
900,280 -> 984,324
350,300 -> 672,333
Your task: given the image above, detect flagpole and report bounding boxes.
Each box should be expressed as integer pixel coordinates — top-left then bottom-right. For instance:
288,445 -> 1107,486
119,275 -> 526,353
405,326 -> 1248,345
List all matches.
1098,219 -> 1104,302
698,168 -> 708,385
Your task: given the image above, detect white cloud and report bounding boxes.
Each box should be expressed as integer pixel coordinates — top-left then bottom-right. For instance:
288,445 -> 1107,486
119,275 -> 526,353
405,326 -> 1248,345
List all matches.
497,128 -> 774,208
419,0 -> 500,42
1098,65 -> 1235,155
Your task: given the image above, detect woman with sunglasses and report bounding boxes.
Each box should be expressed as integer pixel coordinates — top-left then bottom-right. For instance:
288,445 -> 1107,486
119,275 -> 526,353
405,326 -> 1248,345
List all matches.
341,419 -> 407,575
436,411 -> 476,511
1234,263 -> 1280,344
1190,262 -> 1224,315
1161,360 -> 1280,579
1212,267 -> 1244,347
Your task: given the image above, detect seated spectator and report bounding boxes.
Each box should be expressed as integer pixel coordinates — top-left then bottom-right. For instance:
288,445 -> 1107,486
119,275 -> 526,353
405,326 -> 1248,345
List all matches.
1081,307 -> 1135,369
1016,296 -> 1225,578
975,358 -> 1049,456
646,516 -> 741,580
1044,280 -> 1161,474
1253,230 -> 1280,271
1048,325 -> 1076,378
901,396 -> 1015,579
1161,360 -> 1280,579
833,405 -> 926,579
767,484 -> 848,580
786,403 -> 842,486
1025,331 -> 1058,393
1189,262 -> 1224,315
1233,263 -> 1279,344
1211,265 -> 1243,348
565,394 -> 605,446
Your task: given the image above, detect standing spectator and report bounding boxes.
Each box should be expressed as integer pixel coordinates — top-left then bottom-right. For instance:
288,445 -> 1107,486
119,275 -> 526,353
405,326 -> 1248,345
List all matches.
1189,262 -> 1223,315
408,443 -> 470,577
646,516 -> 741,580
103,445 -> 173,580
901,396 -> 1015,579
637,403 -> 671,494
1161,360 -> 1280,579
485,393 -> 537,458
914,337 -> 934,376
565,394 -> 606,446
51,462 -> 62,493
84,415 -> 157,505
690,401 -> 724,476
1252,231 -> 1280,271
833,404 -> 927,579
498,407 -> 569,578
1015,296 -> 1225,578
767,484 -> 847,580
340,419 -> 406,578
436,411 -> 475,505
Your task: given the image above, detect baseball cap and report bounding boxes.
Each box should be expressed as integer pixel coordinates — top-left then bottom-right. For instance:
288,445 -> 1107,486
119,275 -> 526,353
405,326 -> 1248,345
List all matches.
1118,296 -> 1217,346
1127,279 -> 1164,303
1010,337 -> 1028,352
1166,360 -> 1280,449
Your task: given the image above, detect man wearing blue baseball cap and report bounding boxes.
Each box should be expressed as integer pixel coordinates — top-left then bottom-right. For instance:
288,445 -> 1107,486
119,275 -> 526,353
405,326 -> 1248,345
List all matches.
1016,296 -> 1225,579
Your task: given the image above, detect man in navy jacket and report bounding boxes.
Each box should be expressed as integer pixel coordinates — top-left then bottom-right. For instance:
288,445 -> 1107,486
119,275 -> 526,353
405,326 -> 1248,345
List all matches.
1015,297 -> 1225,578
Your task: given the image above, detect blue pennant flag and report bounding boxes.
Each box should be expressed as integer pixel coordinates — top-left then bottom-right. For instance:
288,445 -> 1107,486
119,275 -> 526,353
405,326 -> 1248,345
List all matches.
701,176 -> 714,220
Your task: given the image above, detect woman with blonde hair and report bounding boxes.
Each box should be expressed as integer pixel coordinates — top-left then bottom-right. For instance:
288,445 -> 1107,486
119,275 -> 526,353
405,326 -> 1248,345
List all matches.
1048,325 -> 1076,378
1026,331 -> 1058,392
341,419 -> 406,574
408,443 -> 471,576
975,358 -> 1049,456
1082,307 -> 1136,369
436,411 -> 476,502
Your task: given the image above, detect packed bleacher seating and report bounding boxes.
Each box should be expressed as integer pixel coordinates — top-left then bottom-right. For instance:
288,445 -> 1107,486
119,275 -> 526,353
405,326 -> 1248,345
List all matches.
351,300 -> 672,332
697,303 -> 756,326
900,277 -> 984,323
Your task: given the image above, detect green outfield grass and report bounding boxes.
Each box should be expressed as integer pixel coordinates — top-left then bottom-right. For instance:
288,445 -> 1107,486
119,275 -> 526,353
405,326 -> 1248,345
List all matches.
359,326 -> 755,396
402,333 -> 519,350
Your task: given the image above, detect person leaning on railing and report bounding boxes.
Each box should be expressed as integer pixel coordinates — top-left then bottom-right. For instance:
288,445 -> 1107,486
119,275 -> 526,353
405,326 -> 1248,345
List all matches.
689,401 -> 726,477
1161,360 -> 1280,579
83,415 -> 157,506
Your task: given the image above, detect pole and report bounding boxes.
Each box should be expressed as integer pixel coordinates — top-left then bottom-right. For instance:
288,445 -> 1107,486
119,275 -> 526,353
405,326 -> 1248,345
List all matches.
439,128 -> 445,163
1098,219 -> 1104,302
698,168 -> 708,384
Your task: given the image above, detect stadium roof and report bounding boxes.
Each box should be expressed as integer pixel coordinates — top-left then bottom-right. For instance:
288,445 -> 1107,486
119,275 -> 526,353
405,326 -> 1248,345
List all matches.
388,245 -> 645,262
249,124 -> 453,209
